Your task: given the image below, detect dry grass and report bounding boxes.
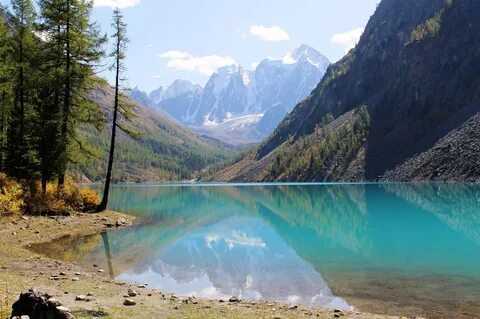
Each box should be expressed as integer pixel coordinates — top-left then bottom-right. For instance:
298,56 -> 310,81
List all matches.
0,280 -> 10,319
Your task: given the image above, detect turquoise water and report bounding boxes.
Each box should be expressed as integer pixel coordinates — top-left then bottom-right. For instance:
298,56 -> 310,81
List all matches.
71,184 -> 480,317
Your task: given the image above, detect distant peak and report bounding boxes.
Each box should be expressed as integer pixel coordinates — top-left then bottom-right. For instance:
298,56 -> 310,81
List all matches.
170,79 -> 194,87
292,44 -> 318,58
216,64 -> 239,75
283,44 -> 330,68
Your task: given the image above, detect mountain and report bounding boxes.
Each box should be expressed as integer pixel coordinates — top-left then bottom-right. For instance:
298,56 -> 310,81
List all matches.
72,82 -> 235,183
132,45 -> 330,145
211,0 -> 480,182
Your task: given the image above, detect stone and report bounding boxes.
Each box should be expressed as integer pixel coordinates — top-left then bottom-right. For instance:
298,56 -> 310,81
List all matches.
71,277 -> 79,282
97,269 -> 105,273
47,298 -> 61,307
56,306 -> 70,313
228,296 -> 240,303
75,295 -> 87,301
288,305 -> 298,310
123,299 -> 136,306
127,289 -> 138,297
11,290 -> 75,319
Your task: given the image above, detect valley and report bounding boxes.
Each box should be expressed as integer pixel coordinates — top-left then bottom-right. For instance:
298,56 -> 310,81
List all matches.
131,45 -> 330,145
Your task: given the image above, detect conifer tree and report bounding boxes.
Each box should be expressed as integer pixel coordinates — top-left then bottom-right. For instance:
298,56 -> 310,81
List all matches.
98,8 -> 129,211
7,0 -> 38,179
0,14 -> 13,172
38,0 -> 106,189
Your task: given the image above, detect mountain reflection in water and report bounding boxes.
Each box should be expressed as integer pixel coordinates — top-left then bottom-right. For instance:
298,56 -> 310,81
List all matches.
48,183 -> 480,318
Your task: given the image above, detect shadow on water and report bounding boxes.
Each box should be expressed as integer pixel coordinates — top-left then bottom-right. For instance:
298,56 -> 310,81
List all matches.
35,183 -> 480,318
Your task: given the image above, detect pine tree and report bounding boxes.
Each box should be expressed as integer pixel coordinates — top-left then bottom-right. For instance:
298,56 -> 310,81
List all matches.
0,14 -> 13,172
98,8 -> 129,211
7,0 -> 38,179
38,0 -> 106,189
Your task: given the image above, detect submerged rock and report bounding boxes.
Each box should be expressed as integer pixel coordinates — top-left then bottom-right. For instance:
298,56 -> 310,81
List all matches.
11,289 -> 75,319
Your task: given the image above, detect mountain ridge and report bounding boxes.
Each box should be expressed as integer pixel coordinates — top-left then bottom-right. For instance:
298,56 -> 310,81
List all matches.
132,45 -> 330,145
210,0 -> 480,182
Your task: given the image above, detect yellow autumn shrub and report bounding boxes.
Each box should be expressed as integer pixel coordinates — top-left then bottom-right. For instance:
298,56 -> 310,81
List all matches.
0,173 -> 24,215
80,188 -> 101,212
28,178 -> 100,215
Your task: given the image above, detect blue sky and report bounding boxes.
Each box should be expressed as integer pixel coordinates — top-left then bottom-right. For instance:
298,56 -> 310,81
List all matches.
2,0 -> 380,91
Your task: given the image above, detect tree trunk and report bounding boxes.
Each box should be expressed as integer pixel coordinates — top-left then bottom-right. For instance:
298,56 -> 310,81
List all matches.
59,0 -> 71,190
41,174 -> 47,195
0,91 -> 6,171
98,28 -> 121,212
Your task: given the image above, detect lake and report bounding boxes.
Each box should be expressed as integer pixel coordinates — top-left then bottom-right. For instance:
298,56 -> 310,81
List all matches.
39,183 -> 480,318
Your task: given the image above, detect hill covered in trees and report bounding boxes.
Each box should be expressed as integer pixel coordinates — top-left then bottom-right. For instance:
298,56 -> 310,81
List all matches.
74,82 -> 235,182
211,0 -> 480,183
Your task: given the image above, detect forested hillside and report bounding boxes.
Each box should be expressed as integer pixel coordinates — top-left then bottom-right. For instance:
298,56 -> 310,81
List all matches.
212,0 -> 480,182
74,83 -> 235,182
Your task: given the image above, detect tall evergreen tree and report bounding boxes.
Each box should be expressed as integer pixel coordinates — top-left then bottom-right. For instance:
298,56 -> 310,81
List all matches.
38,0 -> 105,189
7,0 -> 38,179
0,14 -> 13,172
98,8 -> 128,211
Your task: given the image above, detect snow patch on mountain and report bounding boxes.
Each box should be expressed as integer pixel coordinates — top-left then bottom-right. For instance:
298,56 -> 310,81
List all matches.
131,45 -> 330,145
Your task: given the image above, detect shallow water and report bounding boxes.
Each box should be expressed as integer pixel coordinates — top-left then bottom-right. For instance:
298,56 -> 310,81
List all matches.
39,183 -> 480,318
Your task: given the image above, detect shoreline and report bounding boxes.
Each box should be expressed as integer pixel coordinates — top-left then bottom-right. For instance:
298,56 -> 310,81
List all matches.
0,212 -> 405,319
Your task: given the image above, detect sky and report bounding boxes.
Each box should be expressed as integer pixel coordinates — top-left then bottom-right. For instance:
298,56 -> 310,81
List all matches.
1,0 -> 380,92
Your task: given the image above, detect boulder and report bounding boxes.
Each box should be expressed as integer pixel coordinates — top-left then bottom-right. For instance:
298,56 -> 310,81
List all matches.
11,289 -> 75,319
228,296 -> 240,303
123,299 -> 136,306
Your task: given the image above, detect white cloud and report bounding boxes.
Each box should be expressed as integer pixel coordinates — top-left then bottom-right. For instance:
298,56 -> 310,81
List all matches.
159,50 -> 237,76
93,0 -> 140,8
331,27 -> 364,53
249,25 -> 290,42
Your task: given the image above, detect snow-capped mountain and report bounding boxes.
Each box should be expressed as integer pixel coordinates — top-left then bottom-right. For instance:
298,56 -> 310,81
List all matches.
132,45 -> 330,144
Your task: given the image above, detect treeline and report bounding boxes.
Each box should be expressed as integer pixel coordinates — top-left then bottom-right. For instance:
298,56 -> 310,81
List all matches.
0,0 -> 112,193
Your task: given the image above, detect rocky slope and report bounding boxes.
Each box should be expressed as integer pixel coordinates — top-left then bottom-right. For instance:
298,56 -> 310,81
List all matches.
212,0 -> 480,182
133,45 -> 330,145
383,113 -> 480,182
